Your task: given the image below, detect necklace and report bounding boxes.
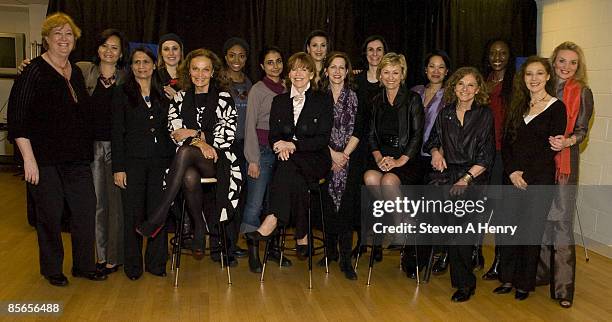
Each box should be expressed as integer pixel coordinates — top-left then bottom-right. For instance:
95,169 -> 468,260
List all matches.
530,93 -> 548,108
44,53 -> 78,103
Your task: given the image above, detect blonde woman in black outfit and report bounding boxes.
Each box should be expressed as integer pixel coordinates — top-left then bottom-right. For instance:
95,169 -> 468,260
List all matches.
495,56 -> 567,301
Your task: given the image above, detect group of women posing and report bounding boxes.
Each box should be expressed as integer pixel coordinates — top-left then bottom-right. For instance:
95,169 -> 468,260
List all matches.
8,13 -> 592,309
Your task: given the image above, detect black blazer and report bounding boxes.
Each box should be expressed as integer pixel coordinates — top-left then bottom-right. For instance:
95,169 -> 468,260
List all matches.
268,89 -> 333,182
369,86 -> 424,159
111,83 -> 175,173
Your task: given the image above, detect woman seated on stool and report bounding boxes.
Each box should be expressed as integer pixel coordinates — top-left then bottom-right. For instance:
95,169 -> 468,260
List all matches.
136,48 -> 241,263
246,52 -> 333,260
362,53 -> 425,259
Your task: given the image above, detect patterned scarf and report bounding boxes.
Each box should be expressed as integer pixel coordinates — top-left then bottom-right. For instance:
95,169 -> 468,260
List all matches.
328,87 -> 358,211
555,78 -> 581,184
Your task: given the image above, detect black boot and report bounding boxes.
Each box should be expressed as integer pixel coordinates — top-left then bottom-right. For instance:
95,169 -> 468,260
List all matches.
247,238 -> 262,273
472,245 -> 485,271
319,233 -> 338,267
432,251 -> 448,275
372,245 -> 383,262
482,245 -> 501,280
401,247 -> 417,279
340,255 -> 357,280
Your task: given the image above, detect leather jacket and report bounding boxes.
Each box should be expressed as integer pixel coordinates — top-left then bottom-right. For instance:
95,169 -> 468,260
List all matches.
368,86 -> 424,159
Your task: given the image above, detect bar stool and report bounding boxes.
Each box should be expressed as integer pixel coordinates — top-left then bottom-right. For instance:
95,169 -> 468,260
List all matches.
260,178 -> 327,289
170,177 -> 232,287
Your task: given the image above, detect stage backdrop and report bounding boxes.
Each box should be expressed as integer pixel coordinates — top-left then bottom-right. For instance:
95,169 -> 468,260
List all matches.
48,0 -> 536,87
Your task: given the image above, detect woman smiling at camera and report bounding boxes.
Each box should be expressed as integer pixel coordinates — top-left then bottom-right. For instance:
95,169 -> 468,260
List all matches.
495,56 -> 566,302
536,42 -> 593,309
112,47 -> 175,280
136,49 -> 241,265
320,52 -> 360,280
246,52 -> 332,261
423,67 -> 495,302
8,12 -> 107,286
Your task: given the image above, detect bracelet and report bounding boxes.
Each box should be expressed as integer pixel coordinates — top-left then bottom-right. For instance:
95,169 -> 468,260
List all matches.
460,173 -> 473,185
465,171 -> 475,180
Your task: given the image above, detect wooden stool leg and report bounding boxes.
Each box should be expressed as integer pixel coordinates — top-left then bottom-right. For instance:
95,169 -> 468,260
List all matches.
308,196 -> 313,289
423,245 -> 435,283
318,188 -> 329,274
220,221 -> 232,285
171,200 -> 186,272
279,227 -> 286,268
260,239 -> 271,282
367,236 -> 380,286
174,200 -> 187,288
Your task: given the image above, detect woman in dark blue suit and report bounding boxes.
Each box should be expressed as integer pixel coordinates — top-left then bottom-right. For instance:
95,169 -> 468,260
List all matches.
246,52 -> 333,260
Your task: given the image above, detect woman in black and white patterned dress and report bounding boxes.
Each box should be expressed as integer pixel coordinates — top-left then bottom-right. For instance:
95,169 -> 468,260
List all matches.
137,48 -> 241,260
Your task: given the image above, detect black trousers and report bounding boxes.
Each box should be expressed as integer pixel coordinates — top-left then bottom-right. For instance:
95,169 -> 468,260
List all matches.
122,158 -> 169,275
29,163 -> 96,277
499,186 -> 552,292
268,159 -> 309,239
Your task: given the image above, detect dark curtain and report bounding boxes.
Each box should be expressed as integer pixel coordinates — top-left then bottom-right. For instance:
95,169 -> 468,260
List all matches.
48,0 -> 535,86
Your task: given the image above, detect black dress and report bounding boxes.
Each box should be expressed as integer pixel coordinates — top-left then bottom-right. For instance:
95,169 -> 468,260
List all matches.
499,98 -> 567,292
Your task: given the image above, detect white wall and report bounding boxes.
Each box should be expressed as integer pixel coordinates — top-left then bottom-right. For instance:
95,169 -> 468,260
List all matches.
0,4 -> 47,156
537,0 -> 612,257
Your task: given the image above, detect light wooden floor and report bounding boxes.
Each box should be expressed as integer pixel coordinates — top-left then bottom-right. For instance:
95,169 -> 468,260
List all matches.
1,169 -> 611,322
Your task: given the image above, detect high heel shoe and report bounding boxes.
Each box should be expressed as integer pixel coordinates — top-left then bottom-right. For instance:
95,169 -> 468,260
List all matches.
340,256 -> 357,280
351,244 -> 367,259
515,290 -> 529,300
471,245 -> 485,271
482,246 -> 501,280
191,230 -> 206,260
451,287 -> 475,302
296,244 -> 310,261
136,221 -> 164,238
373,245 -> 383,262
245,228 -> 277,242
432,252 -> 449,275
247,239 -> 262,273
493,283 -> 513,294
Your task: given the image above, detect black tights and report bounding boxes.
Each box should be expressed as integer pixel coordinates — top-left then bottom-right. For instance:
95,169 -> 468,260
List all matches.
148,145 -> 215,247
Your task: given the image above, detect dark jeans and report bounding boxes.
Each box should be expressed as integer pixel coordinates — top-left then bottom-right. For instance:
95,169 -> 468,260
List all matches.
241,145 -> 275,233
29,163 -> 96,277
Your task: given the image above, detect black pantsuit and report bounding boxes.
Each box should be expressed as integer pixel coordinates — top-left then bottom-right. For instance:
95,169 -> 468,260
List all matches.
267,89 -> 333,238
29,163 -> 96,277
122,158 -> 170,275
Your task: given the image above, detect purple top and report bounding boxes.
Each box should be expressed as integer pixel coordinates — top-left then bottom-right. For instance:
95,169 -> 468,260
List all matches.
411,85 -> 445,156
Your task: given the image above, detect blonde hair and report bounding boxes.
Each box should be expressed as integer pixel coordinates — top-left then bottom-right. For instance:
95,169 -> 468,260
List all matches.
376,52 -> 408,85
41,12 -> 81,50
550,41 -> 588,87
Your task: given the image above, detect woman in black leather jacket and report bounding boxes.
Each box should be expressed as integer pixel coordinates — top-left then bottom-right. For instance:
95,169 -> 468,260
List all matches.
364,52 -> 424,189
362,53 -> 424,263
